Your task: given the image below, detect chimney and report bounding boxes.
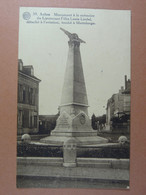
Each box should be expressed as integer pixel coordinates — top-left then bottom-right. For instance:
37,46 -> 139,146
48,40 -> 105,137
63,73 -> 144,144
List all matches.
18,59 -> 23,71
125,75 -> 127,90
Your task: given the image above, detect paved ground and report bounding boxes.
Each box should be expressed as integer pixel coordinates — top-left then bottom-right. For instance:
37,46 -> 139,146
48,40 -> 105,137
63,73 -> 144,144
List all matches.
17,164 -> 129,189
17,175 -> 129,189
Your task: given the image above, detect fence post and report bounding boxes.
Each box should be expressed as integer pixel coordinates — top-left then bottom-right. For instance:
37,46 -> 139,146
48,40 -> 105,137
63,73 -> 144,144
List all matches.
63,138 -> 77,167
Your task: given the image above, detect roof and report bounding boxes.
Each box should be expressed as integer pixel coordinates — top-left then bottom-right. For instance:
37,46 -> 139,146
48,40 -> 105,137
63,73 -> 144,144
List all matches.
18,59 -> 41,82
18,70 -> 41,82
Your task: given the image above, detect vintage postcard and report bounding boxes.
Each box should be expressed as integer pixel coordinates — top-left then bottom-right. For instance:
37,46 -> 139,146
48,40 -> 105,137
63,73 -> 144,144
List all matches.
17,7 -> 131,189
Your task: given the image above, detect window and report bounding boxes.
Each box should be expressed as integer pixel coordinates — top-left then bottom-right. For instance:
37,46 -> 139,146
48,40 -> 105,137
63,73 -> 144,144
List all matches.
34,116 -> 37,128
22,109 -> 29,128
22,87 -> 26,103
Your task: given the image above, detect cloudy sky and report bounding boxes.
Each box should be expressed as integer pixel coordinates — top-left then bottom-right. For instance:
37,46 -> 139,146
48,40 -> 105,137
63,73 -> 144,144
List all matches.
19,7 -> 131,117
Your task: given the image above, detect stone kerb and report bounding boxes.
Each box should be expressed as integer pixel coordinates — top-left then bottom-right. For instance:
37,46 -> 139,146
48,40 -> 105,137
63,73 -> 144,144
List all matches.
21,134 -> 31,144
63,137 -> 77,167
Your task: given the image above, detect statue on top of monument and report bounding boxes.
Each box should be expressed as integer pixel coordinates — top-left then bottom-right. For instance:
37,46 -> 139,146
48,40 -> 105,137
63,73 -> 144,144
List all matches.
60,27 -> 86,44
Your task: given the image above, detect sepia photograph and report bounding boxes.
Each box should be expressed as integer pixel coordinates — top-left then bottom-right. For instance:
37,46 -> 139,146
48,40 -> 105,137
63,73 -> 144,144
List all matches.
17,7 -> 131,189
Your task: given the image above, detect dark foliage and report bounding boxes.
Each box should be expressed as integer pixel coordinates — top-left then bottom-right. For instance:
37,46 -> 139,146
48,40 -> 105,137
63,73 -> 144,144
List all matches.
111,114 -> 130,124
17,142 -> 129,159
77,145 -> 130,159
17,143 -> 63,157
91,113 -> 106,130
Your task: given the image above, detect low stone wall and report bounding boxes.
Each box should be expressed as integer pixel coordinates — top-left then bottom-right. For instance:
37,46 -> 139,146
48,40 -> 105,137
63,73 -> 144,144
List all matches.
17,157 -> 129,169
77,158 -> 129,169
17,157 -> 63,166
17,134 -> 48,141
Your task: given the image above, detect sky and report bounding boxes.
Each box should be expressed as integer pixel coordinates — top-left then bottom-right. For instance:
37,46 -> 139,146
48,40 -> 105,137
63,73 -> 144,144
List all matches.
18,7 -> 131,117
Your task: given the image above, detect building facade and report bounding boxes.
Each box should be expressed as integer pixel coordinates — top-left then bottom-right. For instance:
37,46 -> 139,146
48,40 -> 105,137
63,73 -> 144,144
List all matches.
17,59 -> 41,134
106,75 -> 131,131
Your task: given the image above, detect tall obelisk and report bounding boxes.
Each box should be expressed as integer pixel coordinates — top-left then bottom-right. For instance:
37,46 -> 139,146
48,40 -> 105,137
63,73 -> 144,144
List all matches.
40,28 -> 107,145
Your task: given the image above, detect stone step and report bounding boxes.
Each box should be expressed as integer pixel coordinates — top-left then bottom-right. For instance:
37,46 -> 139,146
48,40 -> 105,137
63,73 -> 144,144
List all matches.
77,158 -> 111,168
77,162 -> 111,168
77,158 -> 111,163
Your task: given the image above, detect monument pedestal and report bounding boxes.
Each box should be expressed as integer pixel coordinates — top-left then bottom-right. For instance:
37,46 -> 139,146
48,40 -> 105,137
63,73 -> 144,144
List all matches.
40,111 -> 107,146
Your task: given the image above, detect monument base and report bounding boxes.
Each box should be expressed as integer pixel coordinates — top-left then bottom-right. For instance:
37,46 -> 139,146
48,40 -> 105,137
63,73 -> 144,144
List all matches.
40,135 -> 108,146
40,111 -> 108,146
63,162 -> 76,167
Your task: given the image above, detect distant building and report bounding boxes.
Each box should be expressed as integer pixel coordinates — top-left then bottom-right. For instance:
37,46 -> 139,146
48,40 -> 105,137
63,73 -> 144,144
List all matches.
39,114 -> 59,135
106,75 -> 131,131
17,59 -> 41,134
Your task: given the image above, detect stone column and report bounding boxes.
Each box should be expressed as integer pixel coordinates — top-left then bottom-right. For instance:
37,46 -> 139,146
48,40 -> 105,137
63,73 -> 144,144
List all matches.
60,39 -> 88,116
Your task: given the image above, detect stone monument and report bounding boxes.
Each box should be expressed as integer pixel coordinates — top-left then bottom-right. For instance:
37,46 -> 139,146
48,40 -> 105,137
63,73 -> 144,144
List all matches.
40,28 -> 107,146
